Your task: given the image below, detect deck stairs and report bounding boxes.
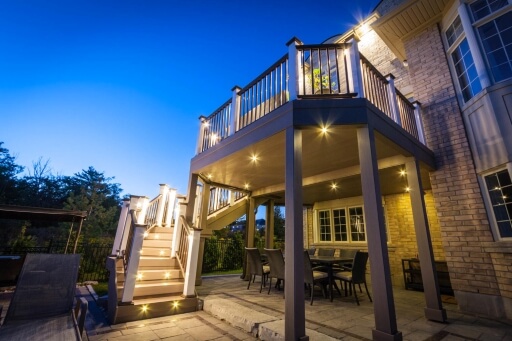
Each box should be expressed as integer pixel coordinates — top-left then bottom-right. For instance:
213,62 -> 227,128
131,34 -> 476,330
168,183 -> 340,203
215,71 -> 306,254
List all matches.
112,225 -> 198,323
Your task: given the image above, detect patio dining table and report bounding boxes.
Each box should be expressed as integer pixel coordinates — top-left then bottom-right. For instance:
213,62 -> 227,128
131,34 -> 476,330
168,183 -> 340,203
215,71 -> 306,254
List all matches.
309,255 -> 352,301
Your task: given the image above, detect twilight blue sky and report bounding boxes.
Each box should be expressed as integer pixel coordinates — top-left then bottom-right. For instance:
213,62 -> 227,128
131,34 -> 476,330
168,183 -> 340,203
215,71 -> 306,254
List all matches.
0,0 -> 378,198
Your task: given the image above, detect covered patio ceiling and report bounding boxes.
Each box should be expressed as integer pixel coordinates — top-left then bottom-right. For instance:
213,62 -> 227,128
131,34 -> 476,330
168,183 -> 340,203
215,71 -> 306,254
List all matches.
192,124 -> 432,205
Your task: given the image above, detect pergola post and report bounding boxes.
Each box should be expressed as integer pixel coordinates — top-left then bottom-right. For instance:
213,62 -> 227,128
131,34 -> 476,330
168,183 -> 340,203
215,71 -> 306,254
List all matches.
405,157 -> 447,322
357,126 -> 402,341
284,126 -> 308,341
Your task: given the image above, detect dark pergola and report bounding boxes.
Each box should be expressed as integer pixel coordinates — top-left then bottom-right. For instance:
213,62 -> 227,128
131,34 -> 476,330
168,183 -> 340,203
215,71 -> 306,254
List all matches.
0,205 -> 88,253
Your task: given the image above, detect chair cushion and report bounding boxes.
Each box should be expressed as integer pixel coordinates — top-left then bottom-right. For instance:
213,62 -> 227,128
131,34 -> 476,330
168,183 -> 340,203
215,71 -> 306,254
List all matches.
333,271 -> 352,281
312,271 -> 328,280
263,265 -> 270,273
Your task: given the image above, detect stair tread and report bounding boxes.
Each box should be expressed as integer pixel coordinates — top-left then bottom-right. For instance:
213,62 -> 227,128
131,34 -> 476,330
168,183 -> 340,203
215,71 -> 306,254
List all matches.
132,294 -> 189,305
135,279 -> 184,287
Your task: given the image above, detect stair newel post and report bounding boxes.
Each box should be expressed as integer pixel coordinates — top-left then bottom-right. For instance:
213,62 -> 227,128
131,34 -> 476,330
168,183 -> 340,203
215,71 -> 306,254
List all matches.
286,37 -> 302,101
196,116 -> 207,155
164,188 -> 177,228
136,196 -> 150,225
121,224 -> 146,303
346,35 -> 364,97
172,197 -> 187,258
112,199 -> 130,256
385,74 -> 402,125
229,86 -> 241,134
413,101 -> 426,145
155,184 -> 169,227
183,228 -> 201,297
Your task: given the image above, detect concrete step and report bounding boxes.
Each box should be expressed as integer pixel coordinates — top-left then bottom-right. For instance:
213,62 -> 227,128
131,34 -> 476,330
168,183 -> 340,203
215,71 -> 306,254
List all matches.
139,256 -> 178,268
133,279 -> 184,296
203,298 -> 337,340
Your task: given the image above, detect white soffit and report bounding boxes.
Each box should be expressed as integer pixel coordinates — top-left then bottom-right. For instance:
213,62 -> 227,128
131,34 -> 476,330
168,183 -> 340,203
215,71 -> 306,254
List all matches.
372,0 -> 452,61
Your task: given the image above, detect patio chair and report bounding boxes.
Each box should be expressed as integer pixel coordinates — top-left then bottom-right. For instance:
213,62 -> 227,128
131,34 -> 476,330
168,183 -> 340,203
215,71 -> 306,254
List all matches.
307,247 -> 316,256
264,248 -> 285,296
333,251 -> 372,305
0,253 -> 87,340
338,249 -> 359,270
303,250 -> 328,305
245,248 -> 270,293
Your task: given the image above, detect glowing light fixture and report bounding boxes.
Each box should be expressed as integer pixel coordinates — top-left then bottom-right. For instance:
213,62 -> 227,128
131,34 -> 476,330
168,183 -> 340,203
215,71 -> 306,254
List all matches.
172,301 -> 179,309
320,126 -> 329,134
137,273 -> 143,280
250,154 -> 258,162
330,182 -> 338,190
142,305 -> 148,312
143,232 -> 149,238
399,169 -> 406,177
244,183 -> 250,190
203,121 -> 209,127
405,187 -> 411,192
159,250 -> 164,256
164,272 -> 171,279
155,234 -> 160,239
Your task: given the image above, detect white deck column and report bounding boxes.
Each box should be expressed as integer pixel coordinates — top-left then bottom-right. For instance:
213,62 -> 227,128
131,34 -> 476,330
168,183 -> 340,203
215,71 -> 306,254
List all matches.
284,126 -> 308,341
346,36 -> 364,97
413,101 -> 426,145
155,184 -> 169,227
286,37 -> 302,101
112,199 -> 130,256
357,126 -> 402,341
386,74 -> 401,125
230,86 -> 241,134
196,116 -> 207,155
405,157 -> 447,322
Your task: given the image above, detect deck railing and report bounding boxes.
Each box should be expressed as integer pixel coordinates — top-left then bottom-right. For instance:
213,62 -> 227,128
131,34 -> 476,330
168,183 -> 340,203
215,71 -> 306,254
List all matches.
208,186 -> 247,215
175,215 -> 202,297
197,38 -> 426,154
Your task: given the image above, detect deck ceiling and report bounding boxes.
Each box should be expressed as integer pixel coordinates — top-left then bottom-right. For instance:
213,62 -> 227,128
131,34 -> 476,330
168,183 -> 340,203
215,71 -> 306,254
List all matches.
192,125 -> 432,205
372,0 -> 452,61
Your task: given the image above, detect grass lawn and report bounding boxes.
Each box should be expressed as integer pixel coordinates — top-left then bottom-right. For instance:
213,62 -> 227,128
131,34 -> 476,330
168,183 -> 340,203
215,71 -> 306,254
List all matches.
91,282 -> 108,296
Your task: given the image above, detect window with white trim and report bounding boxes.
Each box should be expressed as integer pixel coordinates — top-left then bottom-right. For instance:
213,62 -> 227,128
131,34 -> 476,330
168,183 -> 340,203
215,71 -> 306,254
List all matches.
484,168 -> 512,238
316,206 -> 365,243
469,0 -> 512,83
445,15 -> 483,102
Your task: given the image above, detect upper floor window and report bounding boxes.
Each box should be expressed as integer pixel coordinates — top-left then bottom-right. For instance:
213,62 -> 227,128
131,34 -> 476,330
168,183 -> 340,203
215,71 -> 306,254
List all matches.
445,16 -> 483,102
317,206 -> 366,243
470,0 -> 512,83
484,168 -> 512,238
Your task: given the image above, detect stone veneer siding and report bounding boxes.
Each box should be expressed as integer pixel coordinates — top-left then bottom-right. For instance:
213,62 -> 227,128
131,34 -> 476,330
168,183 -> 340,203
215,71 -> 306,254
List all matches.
403,25 -> 501,301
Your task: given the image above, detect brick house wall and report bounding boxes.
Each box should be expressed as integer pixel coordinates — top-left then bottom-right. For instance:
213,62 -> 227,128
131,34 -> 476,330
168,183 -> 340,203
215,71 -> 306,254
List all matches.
403,24 -> 503,309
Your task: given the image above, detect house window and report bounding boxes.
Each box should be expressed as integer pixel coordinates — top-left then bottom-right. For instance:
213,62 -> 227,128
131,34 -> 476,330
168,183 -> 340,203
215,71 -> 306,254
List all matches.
316,206 -> 365,243
485,169 -> 512,238
318,210 -> 331,241
445,16 -> 483,102
469,1 -> 512,83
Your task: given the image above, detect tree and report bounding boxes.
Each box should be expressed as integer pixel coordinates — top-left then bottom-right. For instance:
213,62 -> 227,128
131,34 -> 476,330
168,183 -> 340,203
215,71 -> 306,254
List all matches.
64,167 -> 122,241
0,142 -> 24,204
274,206 -> 285,240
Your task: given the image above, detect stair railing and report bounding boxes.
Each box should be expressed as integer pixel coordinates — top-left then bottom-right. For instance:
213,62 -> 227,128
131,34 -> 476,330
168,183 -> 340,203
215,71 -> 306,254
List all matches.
176,215 -> 202,297
120,209 -> 146,303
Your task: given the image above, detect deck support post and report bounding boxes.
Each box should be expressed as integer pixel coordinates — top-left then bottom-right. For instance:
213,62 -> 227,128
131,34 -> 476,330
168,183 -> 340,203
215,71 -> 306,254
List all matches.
346,35 -> 364,97
265,200 -> 275,249
230,86 -> 241,134
405,157 -> 447,322
284,126 -> 308,341
357,126 -> 402,341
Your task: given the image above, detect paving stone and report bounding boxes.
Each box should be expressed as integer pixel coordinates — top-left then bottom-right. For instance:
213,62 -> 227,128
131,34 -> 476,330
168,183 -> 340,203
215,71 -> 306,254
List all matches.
203,298 -> 279,336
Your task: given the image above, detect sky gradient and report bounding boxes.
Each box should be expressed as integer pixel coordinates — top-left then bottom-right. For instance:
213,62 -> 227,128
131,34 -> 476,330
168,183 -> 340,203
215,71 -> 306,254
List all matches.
0,0 -> 378,199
